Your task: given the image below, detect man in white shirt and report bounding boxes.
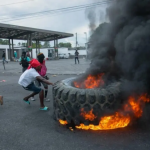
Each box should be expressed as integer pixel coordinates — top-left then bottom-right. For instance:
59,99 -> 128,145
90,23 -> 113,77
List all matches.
18,59 -> 53,111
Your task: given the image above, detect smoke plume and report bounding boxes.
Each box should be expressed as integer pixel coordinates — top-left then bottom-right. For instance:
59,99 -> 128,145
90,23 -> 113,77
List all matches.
86,0 -> 150,100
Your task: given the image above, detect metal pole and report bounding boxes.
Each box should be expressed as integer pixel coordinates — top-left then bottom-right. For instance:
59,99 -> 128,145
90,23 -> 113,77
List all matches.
27,34 -> 29,47
76,33 -> 78,50
56,39 -> 58,58
54,39 -> 56,59
38,40 -> 40,53
36,40 -> 37,57
29,33 -> 32,58
9,39 -> 11,61
12,39 -> 14,60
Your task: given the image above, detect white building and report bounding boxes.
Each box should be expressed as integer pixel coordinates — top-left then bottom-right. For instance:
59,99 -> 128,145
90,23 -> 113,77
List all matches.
0,45 -> 87,60
0,45 -> 26,61
32,47 -> 87,59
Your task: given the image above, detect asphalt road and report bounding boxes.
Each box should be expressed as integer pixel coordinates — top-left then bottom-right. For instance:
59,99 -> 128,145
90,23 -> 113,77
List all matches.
0,58 -> 90,75
0,73 -> 150,150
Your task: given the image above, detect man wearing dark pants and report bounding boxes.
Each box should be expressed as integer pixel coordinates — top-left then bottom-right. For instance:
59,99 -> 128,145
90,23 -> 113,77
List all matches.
2,51 -> 8,63
75,50 -> 79,64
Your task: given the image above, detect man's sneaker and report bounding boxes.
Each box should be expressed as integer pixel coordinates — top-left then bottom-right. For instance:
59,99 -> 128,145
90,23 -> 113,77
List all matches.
45,98 -> 50,102
30,97 -> 35,101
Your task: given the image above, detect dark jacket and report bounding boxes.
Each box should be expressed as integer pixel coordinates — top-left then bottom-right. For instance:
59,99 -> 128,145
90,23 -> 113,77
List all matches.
2,53 -> 5,58
75,51 -> 79,57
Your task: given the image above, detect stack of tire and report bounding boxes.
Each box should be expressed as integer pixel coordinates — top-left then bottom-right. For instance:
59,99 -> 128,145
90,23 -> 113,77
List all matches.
53,77 -> 121,126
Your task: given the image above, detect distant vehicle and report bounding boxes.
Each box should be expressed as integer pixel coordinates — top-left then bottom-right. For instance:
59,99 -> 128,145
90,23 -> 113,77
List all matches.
58,53 -> 64,59
63,54 -> 69,59
58,53 -> 69,59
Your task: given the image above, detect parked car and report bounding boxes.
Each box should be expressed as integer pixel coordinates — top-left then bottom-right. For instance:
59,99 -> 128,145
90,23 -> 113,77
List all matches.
63,54 -> 69,59
58,53 -> 64,59
58,53 -> 69,59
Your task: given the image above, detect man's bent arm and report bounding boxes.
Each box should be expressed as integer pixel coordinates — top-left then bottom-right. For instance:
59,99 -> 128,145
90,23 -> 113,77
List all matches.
36,76 -> 53,85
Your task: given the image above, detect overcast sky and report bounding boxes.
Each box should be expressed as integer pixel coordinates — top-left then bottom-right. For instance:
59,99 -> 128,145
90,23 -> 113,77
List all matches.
0,0 -> 109,46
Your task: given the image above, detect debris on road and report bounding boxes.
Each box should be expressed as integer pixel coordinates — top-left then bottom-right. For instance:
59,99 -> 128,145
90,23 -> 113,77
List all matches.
52,75 -> 57,77
0,80 -> 6,82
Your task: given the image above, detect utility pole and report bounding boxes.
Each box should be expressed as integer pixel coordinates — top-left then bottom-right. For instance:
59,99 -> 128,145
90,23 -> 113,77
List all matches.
76,33 -> 78,50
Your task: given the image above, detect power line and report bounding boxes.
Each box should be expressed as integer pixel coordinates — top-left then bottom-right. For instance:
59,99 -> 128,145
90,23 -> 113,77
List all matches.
2,0 -> 111,18
3,0 -> 112,22
0,0 -> 34,7
0,0 -> 112,22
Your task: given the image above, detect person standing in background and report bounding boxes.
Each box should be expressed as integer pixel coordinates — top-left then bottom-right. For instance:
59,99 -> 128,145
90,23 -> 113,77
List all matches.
2,51 -> 8,63
19,51 -> 30,72
14,51 -> 17,61
26,51 -> 30,58
75,50 -> 79,64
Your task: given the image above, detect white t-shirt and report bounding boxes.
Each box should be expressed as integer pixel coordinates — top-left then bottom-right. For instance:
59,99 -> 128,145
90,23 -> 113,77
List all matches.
18,68 -> 40,87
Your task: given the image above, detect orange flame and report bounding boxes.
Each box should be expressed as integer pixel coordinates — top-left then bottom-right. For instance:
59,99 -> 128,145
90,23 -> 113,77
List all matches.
74,74 -> 104,89
124,94 -> 150,118
59,120 -> 68,125
59,94 -> 150,130
80,108 -> 96,121
76,112 -> 130,130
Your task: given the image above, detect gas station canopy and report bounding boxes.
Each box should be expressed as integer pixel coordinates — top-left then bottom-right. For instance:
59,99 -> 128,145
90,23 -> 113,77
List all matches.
0,23 -> 73,41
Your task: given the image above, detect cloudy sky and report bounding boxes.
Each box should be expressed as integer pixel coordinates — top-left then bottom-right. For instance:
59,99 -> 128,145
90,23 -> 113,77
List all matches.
0,0 -> 110,46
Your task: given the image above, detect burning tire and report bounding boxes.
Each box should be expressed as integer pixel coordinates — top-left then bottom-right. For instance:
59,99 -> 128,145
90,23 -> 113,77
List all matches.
53,77 -> 121,126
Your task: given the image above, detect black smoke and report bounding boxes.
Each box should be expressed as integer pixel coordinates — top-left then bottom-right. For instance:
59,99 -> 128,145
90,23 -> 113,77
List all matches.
86,0 -> 150,99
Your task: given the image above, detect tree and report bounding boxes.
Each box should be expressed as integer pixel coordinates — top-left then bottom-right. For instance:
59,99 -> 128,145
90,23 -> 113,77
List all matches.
22,43 -> 26,47
0,39 -> 9,45
17,42 -> 42,48
58,42 -> 72,48
43,41 -> 50,48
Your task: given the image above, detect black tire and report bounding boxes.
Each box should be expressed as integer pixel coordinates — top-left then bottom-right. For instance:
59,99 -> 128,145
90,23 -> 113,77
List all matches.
53,77 -> 121,125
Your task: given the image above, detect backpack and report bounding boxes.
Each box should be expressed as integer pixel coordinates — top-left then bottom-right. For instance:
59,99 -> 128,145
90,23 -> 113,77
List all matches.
38,63 -> 47,77
21,56 -> 29,68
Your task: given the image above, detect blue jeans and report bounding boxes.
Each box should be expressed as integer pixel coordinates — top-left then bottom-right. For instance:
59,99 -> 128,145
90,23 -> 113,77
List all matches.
75,57 -> 79,64
23,83 -> 42,94
2,57 -> 7,63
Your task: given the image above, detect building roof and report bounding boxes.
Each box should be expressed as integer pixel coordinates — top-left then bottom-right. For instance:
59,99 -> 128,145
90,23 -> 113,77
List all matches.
0,23 -> 73,41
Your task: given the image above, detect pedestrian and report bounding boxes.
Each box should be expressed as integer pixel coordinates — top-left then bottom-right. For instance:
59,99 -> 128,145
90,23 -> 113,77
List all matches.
30,53 -> 50,102
14,51 -> 17,61
0,95 -> 3,105
19,51 -> 30,72
2,51 -> 8,63
18,59 -> 53,110
75,50 -> 79,64
26,51 -> 30,58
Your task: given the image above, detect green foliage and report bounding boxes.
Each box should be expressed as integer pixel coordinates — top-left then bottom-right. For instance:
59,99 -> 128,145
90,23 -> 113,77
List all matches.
18,42 -> 42,49
0,39 -> 9,45
22,43 -> 27,47
68,46 -> 86,50
58,42 -> 72,48
43,41 -> 50,48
